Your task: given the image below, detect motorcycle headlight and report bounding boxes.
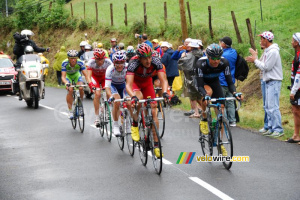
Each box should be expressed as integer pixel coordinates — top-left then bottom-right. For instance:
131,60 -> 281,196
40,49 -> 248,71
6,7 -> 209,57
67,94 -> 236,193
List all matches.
29,71 -> 38,78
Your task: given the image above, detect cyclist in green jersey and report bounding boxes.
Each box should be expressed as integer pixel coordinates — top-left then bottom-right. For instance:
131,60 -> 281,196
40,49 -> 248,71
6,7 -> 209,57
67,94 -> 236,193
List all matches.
61,50 -> 88,119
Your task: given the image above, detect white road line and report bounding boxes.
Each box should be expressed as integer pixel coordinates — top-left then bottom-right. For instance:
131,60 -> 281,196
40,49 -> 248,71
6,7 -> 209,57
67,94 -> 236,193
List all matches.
40,104 -> 54,110
61,112 -> 68,116
189,177 -> 234,200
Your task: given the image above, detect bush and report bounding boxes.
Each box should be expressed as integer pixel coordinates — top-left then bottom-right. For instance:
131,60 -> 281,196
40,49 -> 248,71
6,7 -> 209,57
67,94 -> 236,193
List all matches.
78,20 -> 88,31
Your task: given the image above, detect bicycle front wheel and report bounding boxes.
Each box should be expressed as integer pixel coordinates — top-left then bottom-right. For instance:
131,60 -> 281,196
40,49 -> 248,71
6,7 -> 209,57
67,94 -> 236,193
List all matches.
125,114 -> 134,156
77,98 -> 85,133
105,102 -> 112,142
149,122 -> 163,175
199,123 -> 213,156
217,119 -> 233,170
157,101 -> 166,138
138,111 -> 147,166
71,107 -> 77,129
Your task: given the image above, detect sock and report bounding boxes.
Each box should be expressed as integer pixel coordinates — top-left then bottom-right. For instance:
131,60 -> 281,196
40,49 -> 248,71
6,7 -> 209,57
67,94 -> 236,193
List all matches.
114,121 -> 119,126
132,120 -> 138,127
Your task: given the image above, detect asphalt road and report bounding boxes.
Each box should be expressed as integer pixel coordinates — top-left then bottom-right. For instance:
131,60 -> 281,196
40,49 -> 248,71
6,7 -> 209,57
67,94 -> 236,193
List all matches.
0,87 -> 299,200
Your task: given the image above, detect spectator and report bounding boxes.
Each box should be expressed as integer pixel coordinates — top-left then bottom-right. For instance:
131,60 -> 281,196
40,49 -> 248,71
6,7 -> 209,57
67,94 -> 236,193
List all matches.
171,38 -> 192,61
109,38 -> 119,60
286,33 -> 300,143
161,42 -> 179,87
135,33 -> 153,48
219,36 -> 237,127
53,46 -> 67,86
246,31 -> 284,137
97,43 -> 109,58
178,40 -> 205,118
152,39 -> 163,57
38,53 -> 49,80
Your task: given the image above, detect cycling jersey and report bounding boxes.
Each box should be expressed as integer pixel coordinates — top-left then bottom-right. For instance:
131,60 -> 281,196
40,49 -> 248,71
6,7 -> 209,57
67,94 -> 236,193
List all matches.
87,58 -> 112,77
87,57 -> 113,88
127,56 -> 164,99
61,59 -> 85,84
195,57 -> 236,97
105,63 -> 128,86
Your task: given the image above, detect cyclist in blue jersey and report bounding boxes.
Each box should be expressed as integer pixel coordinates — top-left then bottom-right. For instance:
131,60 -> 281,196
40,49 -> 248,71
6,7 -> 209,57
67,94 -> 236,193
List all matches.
61,50 -> 88,119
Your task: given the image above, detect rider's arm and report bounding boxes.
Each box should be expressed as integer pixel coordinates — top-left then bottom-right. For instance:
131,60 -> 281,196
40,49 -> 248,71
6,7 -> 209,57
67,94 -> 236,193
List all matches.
86,69 -> 92,84
105,65 -> 113,97
81,69 -> 88,81
157,71 -> 168,93
61,71 -> 67,85
30,40 -> 46,53
126,74 -> 135,97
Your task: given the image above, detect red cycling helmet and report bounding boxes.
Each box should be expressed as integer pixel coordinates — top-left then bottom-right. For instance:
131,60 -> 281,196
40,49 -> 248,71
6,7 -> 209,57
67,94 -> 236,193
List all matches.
136,43 -> 152,58
93,48 -> 106,59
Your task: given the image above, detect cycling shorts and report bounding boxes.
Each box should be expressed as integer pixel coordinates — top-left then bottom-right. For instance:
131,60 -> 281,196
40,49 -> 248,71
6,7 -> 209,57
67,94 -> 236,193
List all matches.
91,75 -> 105,89
111,83 -> 129,99
66,72 -> 83,84
133,77 -> 156,99
207,81 -> 225,104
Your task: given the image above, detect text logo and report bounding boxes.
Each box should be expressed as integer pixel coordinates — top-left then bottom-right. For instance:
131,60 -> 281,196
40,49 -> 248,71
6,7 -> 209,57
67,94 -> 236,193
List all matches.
176,152 -> 196,164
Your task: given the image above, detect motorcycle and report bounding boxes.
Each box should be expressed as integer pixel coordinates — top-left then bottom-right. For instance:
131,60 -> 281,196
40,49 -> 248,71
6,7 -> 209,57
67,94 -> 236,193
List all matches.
14,53 -> 48,108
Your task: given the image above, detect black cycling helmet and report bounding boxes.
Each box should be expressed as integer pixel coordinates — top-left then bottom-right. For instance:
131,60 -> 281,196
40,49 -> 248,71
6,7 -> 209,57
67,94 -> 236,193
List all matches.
206,43 -> 223,58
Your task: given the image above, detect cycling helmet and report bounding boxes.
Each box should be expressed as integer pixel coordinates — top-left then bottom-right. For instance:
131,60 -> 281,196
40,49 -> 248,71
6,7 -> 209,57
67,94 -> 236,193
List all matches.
24,46 -> 34,54
205,43 -> 223,58
80,41 -> 88,47
152,51 -> 159,58
127,46 -> 134,51
97,43 -> 103,48
112,51 -> 126,62
136,43 -> 152,58
93,48 -> 106,59
67,49 -> 78,57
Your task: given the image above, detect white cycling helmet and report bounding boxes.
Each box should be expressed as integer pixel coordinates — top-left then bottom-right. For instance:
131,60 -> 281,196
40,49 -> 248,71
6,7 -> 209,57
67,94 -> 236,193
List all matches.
24,46 -> 34,54
80,41 -> 88,47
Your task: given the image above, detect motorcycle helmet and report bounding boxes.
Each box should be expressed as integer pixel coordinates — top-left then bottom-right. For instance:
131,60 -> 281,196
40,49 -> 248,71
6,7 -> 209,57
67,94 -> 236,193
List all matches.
24,46 -> 34,54
21,30 -> 34,40
80,41 -> 88,47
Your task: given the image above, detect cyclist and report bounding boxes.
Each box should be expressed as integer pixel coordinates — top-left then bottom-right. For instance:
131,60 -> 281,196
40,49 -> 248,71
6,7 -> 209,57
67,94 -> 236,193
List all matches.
195,44 -> 242,155
86,48 -> 113,126
126,46 -> 136,63
126,43 -> 169,158
105,51 -> 131,136
61,50 -> 88,119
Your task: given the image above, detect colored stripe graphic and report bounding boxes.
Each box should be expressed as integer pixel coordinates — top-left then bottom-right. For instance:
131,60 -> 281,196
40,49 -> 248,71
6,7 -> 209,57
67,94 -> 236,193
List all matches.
176,152 -> 196,164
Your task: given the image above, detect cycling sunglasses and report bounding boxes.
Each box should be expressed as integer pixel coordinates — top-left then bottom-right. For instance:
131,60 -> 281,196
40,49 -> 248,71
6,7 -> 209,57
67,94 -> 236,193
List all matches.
209,56 -> 221,60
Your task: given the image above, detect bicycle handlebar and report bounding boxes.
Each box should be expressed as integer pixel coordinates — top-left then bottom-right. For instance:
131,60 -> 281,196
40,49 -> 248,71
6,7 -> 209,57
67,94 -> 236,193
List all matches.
138,97 -> 164,103
114,97 -> 131,102
69,85 -> 87,88
209,97 -> 242,111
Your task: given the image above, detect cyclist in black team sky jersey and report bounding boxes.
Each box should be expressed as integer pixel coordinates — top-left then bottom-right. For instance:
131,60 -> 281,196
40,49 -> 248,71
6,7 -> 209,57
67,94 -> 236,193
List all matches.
195,44 -> 242,135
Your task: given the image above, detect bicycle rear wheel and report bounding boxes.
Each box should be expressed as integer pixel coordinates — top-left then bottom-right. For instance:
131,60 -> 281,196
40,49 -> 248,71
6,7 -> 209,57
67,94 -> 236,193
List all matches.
99,98 -> 105,137
105,102 -> 112,142
138,111 -> 147,166
125,114 -> 134,156
217,119 -> 233,170
77,98 -> 85,133
157,101 -> 165,138
149,122 -> 162,175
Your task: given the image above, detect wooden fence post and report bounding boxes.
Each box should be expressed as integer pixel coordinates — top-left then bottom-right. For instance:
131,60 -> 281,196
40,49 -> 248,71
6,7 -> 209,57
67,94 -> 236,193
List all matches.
124,3 -> 127,26
231,11 -> 242,43
144,2 -> 147,29
186,1 -> 192,28
246,18 -> 256,50
110,3 -> 113,26
70,3 -> 73,18
84,2 -> 85,20
164,2 -> 167,26
49,1 -> 52,11
208,6 -> 213,39
95,2 -> 98,23
179,0 -> 188,40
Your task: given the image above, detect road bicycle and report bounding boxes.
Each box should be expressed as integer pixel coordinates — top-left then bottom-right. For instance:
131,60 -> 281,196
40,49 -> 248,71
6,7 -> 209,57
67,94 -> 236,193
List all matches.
114,97 -> 134,156
69,85 -> 87,133
136,97 -> 164,175
199,96 -> 241,170
95,87 -> 112,142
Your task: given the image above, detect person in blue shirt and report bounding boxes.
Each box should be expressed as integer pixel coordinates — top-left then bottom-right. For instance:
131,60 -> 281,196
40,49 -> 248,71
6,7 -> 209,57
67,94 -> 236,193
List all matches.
219,36 -> 237,127
135,33 -> 153,49
161,42 -> 179,87
171,38 -> 192,61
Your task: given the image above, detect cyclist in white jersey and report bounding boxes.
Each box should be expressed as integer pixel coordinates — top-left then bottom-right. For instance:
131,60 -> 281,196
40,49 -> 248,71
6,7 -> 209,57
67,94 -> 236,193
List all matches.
105,51 -> 131,136
86,48 -> 113,126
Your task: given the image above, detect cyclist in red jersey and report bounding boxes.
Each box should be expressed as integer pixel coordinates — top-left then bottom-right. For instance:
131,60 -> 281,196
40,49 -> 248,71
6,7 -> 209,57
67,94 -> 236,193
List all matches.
86,48 -> 113,126
126,43 -> 169,158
